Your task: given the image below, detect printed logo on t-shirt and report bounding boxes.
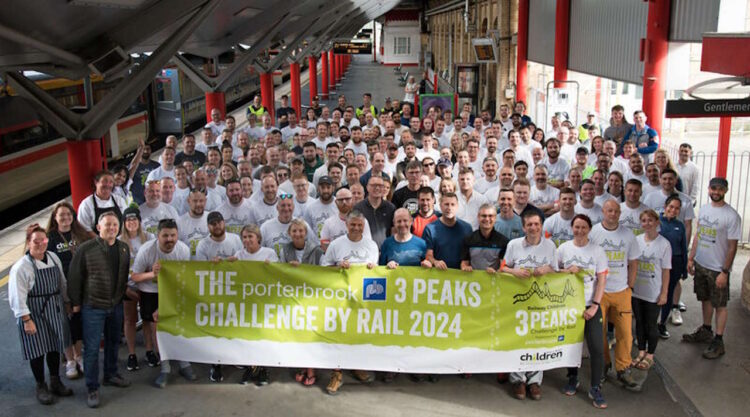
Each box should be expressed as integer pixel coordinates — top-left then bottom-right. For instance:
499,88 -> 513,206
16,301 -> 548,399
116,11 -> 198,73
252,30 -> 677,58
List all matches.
697,215 -> 719,245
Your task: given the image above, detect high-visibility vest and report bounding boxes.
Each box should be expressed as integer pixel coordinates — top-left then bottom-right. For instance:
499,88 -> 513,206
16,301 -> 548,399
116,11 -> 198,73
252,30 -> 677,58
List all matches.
356,104 -> 378,118
247,105 -> 267,118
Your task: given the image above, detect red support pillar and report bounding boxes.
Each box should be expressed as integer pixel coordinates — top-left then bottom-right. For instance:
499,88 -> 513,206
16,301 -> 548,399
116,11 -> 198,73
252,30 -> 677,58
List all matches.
67,139 -> 105,209
321,52 -> 329,99
433,72 -> 438,94
290,62 -> 301,118
334,54 -> 341,84
204,91 -> 226,123
308,56 -> 318,104
642,0 -> 671,138
553,0 -> 570,87
516,0 -> 529,104
260,72 -> 275,123
716,117 -> 732,177
328,50 -> 336,90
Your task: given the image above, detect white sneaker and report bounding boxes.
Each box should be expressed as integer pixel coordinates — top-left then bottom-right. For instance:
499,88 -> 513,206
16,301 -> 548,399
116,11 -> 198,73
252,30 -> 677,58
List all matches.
671,308 -> 683,325
76,356 -> 84,373
65,361 -> 79,379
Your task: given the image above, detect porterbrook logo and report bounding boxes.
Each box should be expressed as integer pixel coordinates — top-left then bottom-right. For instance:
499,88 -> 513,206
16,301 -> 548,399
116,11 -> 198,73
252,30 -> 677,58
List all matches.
363,278 -> 386,301
520,349 -> 564,362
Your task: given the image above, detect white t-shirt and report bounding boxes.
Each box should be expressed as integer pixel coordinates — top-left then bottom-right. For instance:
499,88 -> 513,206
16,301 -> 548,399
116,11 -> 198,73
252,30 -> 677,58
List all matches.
557,240 -> 609,305
145,165 -> 175,183
204,188 -> 224,212
633,234 -> 672,303
311,136 -> 332,150
474,177 -> 498,195
250,198 -> 279,226
457,191 -> 489,229
559,143 -> 578,164
235,247 -> 279,262
217,200 -> 255,236
677,161 -> 700,204
138,202 -> 179,235
503,237 -> 557,270
641,182 -> 661,199
543,158 -> 570,184
642,189 -> 695,224
260,218 -> 318,256
590,224 -> 639,293
177,212 -> 209,259
320,215 -> 372,245
195,234 -> 243,261
345,141 -> 368,155
172,186 -> 191,215
321,235 -> 379,266
132,240 -> 190,293
281,125 -> 302,142
694,203 -> 742,271
574,202 -> 603,224
619,202 -> 646,236
77,193 -> 128,232
303,199 -> 339,238
530,184 -> 560,208
543,212 -> 574,247
594,192 -> 616,206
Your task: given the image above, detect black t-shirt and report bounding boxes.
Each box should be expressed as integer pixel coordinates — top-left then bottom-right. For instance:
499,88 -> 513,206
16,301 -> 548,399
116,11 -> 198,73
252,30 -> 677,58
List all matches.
175,150 -> 206,167
516,203 -> 546,224
460,229 -> 510,270
391,186 -> 420,215
47,230 -> 77,276
276,106 -> 294,128
131,160 -> 160,204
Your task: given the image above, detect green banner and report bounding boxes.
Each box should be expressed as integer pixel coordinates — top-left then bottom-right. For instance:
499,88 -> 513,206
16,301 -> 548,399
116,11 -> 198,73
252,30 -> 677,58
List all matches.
157,261 -> 585,373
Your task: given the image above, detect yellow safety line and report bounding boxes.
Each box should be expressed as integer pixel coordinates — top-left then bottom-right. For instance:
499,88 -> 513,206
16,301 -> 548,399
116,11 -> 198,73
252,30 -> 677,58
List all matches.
0,275 -> 8,288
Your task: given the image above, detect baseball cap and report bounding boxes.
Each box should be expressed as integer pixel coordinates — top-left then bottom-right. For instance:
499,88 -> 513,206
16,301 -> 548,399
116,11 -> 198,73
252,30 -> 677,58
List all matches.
708,177 -> 728,189
292,155 -> 304,164
123,206 -> 141,222
576,146 -> 589,155
313,95 -> 320,101
587,111 -> 597,117
437,157 -> 453,168
207,211 -> 224,224
318,176 -> 333,186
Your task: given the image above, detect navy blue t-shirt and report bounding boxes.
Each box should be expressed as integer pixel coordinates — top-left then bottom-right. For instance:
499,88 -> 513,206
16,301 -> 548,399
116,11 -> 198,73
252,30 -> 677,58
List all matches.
379,235 -> 427,266
422,219 -> 473,269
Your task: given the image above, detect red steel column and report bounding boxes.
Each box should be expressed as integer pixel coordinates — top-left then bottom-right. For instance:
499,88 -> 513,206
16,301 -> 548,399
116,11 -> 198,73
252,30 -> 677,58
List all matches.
260,72 -> 275,123
516,0 -> 529,104
321,52 -> 329,99
334,54 -> 341,83
308,56 -> 318,103
67,139 -> 105,209
205,91 -> 226,123
642,0 -> 671,138
553,0 -> 570,87
716,117 -> 732,177
290,62 -> 302,117
328,50 -> 336,90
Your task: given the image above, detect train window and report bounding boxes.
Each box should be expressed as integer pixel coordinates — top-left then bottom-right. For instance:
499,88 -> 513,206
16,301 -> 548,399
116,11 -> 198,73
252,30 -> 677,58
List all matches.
0,96 -> 59,157
155,77 -> 174,102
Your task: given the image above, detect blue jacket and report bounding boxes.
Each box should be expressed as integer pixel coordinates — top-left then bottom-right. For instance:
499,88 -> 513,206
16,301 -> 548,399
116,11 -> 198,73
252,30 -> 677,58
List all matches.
623,123 -> 658,156
660,215 -> 687,276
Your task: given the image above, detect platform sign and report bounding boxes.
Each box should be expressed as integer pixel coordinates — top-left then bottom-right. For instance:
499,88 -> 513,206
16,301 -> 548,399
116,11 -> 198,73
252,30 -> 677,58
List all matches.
666,99 -> 750,118
333,42 -> 372,55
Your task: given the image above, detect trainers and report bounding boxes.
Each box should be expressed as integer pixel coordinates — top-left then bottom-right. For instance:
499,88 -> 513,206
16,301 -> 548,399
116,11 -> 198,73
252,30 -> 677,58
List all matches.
179,366 -> 197,381
563,375 -> 579,396
670,308 -> 683,325
616,368 -> 638,390
589,385 -> 608,409
153,372 -> 168,388
209,365 -> 223,382
36,382 -> 54,405
76,356 -> 84,373
683,326 -> 713,343
240,367 -> 253,385
49,376 -> 73,396
658,324 -> 671,339
512,382 -> 526,400
65,360 -> 80,379
677,301 -> 687,312
126,354 -> 139,371
146,351 -> 160,367
702,338 -> 725,359
254,367 -> 270,386
326,370 -> 343,395
103,374 -> 130,388
600,363 -> 612,385
528,383 -> 542,400
351,369 -> 373,384
86,390 -> 100,408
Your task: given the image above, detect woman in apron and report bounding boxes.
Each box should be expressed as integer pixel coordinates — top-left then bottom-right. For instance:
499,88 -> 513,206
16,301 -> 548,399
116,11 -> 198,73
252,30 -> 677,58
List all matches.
8,225 -> 73,404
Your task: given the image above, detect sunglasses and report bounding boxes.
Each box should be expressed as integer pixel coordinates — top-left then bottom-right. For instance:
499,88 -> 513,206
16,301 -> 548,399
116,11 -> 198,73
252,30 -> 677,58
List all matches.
423,162 -> 435,167
279,194 -> 294,200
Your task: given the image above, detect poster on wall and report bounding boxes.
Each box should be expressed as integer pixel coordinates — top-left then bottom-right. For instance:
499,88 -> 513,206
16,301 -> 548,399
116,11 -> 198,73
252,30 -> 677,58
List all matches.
454,64 -> 479,111
419,94 -> 455,119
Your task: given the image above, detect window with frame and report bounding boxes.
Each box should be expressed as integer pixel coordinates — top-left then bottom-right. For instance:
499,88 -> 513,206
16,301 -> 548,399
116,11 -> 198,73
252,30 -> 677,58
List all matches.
393,37 -> 411,55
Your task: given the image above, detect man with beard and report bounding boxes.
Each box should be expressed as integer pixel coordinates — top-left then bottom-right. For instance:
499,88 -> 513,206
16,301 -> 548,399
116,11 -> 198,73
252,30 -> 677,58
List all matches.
250,176 -> 282,226
303,176 -> 340,239
138,180 -> 178,235
217,179 -> 254,236
130,142 -> 161,205
260,194 -> 317,256
177,189 -> 209,259
391,160 -> 422,215
411,187 -> 440,238
175,134 -> 206,167
355,175 -> 396,248
321,188 -> 372,251
543,187 -> 577,247
543,138 -> 569,188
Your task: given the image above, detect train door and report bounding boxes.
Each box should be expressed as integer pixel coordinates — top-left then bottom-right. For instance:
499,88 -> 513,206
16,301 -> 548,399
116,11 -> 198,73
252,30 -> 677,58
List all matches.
153,68 -> 182,134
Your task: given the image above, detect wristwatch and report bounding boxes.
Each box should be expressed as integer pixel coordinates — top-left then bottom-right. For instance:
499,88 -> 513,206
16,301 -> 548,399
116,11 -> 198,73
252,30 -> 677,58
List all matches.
721,268 -> 730,274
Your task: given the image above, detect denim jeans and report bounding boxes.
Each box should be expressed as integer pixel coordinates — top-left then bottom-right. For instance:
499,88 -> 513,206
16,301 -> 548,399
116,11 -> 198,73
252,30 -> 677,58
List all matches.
82,303 -> 123,391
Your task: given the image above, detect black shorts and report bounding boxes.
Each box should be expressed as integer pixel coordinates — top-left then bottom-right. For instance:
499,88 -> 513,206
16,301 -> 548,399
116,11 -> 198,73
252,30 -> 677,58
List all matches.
139,292 -> 159,322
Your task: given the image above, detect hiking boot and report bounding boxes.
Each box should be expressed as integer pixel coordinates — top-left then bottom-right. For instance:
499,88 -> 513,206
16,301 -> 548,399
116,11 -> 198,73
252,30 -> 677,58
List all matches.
702,338 -> 725,359
512,382 -> 526,400
326,371 -> 343,395
36,382 -> 54,405
351,370 -> 373,384
563,375 -> 579,396
126,354 -> 139,371
658,324 -> 670,339
617,368 -> 638,390
209,365 -> 223,382
65,360 -> 80,379
683,326 -> 713,343
86,390 -> 100,408
670,308 -> 683,325
103,374 -> 130,388
146,350 -> 160,367
528,383 -> 542,400
153,372 -> 168,389
589,385 -> 608,409
49,376 -> 73,396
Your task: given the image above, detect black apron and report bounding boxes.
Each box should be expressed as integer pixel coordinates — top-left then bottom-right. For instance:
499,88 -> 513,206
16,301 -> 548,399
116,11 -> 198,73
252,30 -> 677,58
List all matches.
17,253 -> 71,360
92,194 -> 123,231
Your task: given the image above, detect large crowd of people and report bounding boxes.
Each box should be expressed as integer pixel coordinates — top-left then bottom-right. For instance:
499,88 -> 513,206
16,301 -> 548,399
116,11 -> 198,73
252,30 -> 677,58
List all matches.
8,92 -> 741,410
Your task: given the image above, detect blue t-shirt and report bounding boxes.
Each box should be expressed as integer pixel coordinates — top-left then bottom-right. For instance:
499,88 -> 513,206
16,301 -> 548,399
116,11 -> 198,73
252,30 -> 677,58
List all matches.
494,214 -> 525,240
378,235 -> 427,266
422,219 -> 473,269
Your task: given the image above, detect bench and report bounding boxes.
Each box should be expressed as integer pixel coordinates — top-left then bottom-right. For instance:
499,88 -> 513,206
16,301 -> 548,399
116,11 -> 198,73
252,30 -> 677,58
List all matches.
398,71 -> 409,86
393,64 -> 402,73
